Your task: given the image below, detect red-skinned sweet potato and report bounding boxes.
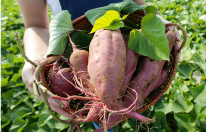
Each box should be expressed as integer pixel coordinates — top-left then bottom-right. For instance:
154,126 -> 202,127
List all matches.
48,62 -> 80,97
69,37 -> 96,94
123,27 -> 176,108
88,29 -> 126,106
119,35 -> 140,97
93,28 -> 176,131
76,101 -> 103,122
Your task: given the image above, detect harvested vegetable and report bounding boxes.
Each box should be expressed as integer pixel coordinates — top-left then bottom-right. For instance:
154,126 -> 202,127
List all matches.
16,4 -> 186,131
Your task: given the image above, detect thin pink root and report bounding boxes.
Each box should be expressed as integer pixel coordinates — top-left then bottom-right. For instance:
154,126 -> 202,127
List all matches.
105,87 -> 138,114
52,95 -> 100,101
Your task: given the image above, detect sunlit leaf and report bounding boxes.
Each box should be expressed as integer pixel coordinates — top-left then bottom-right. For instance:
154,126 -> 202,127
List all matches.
90,10 -> 127,33
192,70 -> 202,84
128,14 -> 169,60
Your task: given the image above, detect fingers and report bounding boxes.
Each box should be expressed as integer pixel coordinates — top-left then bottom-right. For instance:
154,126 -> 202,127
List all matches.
22,62 -> 36,94
38,93 -> 70,107
50,105 -> 72,118
22,59 -> 71,109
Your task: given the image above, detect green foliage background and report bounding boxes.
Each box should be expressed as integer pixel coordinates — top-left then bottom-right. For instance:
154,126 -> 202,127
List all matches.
1,0 -> 206,131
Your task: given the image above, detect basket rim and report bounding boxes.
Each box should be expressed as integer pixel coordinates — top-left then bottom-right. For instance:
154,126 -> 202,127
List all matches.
71,13 -> 185,113
39,11 -> 186,115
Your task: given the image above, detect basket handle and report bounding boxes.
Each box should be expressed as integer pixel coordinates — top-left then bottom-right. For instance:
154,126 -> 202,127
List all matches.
165,23 -> 187,53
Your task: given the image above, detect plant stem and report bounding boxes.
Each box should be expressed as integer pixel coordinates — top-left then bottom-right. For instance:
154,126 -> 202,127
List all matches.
40,88 -> 73,124
123,25 -> 135,30
33,81 -> 40,96
121,13 -> 140,29
67,122 -> 77,132
15,33 -> 37,67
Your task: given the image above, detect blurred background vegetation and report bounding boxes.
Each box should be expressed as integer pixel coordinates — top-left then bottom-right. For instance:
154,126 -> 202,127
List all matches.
1,0 -> 206,131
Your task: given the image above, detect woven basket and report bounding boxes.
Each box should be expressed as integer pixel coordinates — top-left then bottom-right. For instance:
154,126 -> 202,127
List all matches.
71,10 -> 183,114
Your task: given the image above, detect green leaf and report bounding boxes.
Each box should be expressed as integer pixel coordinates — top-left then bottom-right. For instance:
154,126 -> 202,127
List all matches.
197,113 -> 206,131
194,86 -> 206,107
10,118 -> 28,132
38,110 -> 53,127
24,122 -> 39,132
121,0 -> 147,14
145,6 -> 157,14
172,93 -> 193,113
177,62 -> 194,79
154,102 -> 173,114
189,104 -> 203,121
122,118 -> 137,131
183,92 -> 193,101
85,0 -> 147,25
1,77 -> 9,87
70,31 -> 93,50
190,52 -> 206,75
15,105 -> 34,119
47,10 -> 74,56
150,112 -> 172,132
38,124 -> 53,132
128,14 -> 169,60
174,113 -> 195,132
90,10 -> 127,33
54,122 -> 69,131
189,84 -> 205,100
1,113 -> 11,128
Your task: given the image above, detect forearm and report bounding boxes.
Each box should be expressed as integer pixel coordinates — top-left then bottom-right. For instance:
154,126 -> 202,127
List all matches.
23,27 -> 49,61
132,0 -> 145,5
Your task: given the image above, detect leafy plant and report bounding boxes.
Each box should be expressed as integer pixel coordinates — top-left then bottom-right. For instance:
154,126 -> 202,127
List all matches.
1,0 -> 206,132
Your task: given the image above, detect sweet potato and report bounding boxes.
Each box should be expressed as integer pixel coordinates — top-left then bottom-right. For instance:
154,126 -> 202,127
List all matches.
69,37 -> 96,94
48,62 -> 80,97
119,40 -> 140,97
76,102 -> 103,122
88,29 -> 126,106
150,69 -> 169,92
123,27 -> 176,108
94,28 -> 176,131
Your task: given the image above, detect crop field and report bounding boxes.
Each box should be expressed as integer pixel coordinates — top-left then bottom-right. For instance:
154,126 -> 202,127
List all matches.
1,0 -> 206,131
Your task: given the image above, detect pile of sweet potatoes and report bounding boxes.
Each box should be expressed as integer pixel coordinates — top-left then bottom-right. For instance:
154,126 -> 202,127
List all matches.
32,21 -> 186,132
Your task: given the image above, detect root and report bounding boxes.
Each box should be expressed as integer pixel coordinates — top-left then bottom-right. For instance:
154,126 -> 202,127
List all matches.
52,95 -> 100,101
105,87 -> 138,114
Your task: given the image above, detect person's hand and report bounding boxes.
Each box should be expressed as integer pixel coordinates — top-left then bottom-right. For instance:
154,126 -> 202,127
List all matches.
22,54 -> 72,118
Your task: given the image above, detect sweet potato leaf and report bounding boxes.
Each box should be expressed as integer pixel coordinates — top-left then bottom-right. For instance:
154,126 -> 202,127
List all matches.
174,113 -> 195,132
85,0 -> 147,25
145,6 -> 157,14
47,10 -> 74,56
172,93 -> 193,113
9,118 -> 28,132
128,14 -> 169,60
90,10 -> 128,33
